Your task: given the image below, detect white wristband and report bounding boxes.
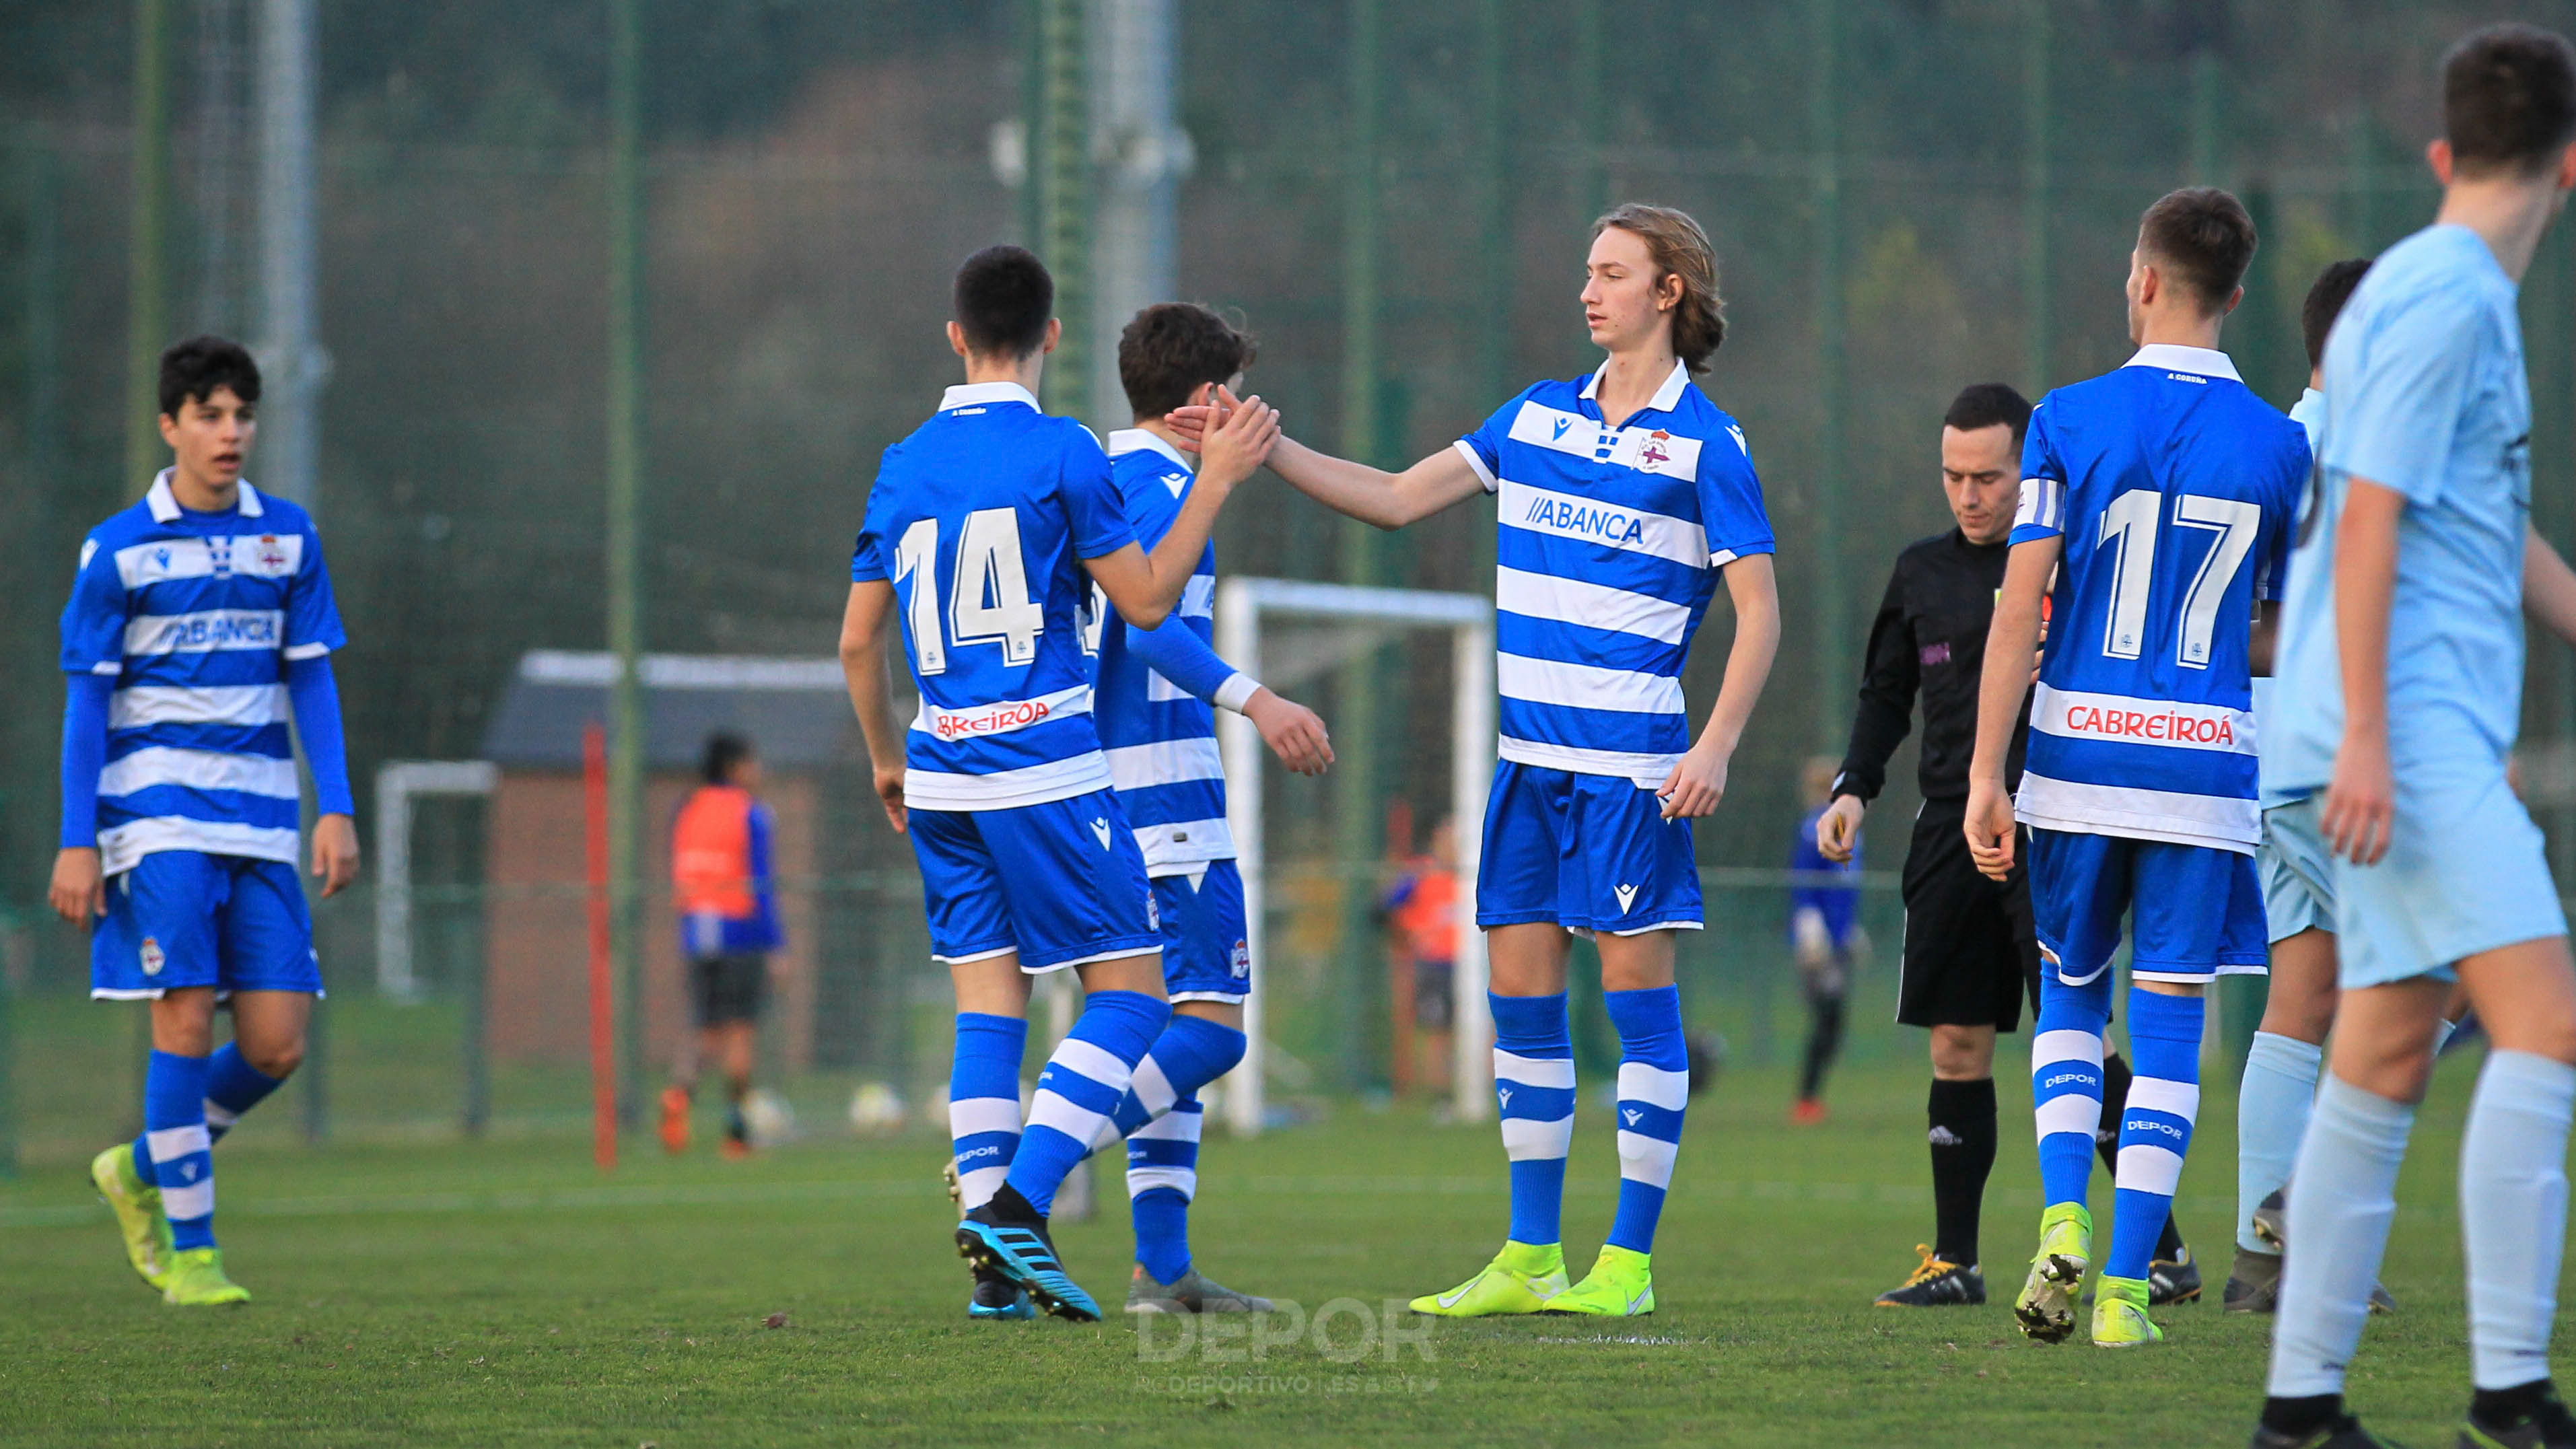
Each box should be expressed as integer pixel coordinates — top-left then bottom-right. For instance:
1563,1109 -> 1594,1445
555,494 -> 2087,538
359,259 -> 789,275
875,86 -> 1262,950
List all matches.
1213,673 -> 1261,714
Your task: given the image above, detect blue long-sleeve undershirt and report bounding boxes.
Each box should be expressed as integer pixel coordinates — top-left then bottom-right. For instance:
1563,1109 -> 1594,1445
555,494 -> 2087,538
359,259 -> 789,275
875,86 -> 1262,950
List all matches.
59,673 -> 110,849
1123,613 -> 1255,711
287,654 -> 356,816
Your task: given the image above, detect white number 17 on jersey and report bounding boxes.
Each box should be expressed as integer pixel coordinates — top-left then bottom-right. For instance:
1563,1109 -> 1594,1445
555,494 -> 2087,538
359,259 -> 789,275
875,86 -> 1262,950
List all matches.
892,509 -> 1045,675
2095,487 -> 2261,669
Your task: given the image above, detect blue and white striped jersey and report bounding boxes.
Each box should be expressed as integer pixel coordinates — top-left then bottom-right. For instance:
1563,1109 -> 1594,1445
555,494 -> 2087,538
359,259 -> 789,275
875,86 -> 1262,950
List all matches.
1090,430 -> 1252,876
851,382 -> 1138,812
58,470 -> 346,873
2010,345 -> 2308,852
1456,361 -> 1775,784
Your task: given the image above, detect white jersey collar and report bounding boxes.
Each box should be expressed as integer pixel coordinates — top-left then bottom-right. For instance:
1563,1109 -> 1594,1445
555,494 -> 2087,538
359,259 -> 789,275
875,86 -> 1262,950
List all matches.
1106,427 -> 1194,472
2122,343 -> 2241,382
940,381 -> 1041,413
1578,357 -> 1692,414
146,468 -> 265,522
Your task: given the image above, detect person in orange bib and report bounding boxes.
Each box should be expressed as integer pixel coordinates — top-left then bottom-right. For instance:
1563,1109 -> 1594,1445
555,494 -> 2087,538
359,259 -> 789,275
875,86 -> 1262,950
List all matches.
660,732 -> 783,1157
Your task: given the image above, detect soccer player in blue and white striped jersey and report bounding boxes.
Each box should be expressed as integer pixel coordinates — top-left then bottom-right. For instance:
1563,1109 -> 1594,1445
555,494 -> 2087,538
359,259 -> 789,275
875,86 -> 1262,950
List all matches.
1080,302 -> 1333,1315
1963,188 -> 2309,1349
1177,204 -> 1782,1318
53,336 -> 360,1307
839,247 -> 1280,1322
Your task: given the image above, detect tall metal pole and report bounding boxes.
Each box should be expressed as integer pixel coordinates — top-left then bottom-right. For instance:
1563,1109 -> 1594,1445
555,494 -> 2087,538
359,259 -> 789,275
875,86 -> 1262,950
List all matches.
1807,0 -> 1848,744
1333,0 -> 1387,1094
2021,0 -> 2052,398
127,0 -> 176,499
1473,1 -> 1508,591
2188,48 -> 2224,188
1033,0 -> 1090,423
255,0 -> 322,509
1572,0 -> 1605,225
1088,0 -> 1184,435
605,0 -> 648,1129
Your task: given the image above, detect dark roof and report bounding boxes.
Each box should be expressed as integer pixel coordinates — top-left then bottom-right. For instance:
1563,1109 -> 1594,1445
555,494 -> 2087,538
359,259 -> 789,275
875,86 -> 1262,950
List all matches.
480,651 -> 858,771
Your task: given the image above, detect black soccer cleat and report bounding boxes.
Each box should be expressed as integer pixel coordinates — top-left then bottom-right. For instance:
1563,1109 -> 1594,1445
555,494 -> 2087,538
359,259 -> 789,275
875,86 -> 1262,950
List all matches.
2224,1246 -> 2282,1314
2462,1382 -> 2576,1448
1873,1246 -> 1986,1307
2149,1244 -> 2203,1306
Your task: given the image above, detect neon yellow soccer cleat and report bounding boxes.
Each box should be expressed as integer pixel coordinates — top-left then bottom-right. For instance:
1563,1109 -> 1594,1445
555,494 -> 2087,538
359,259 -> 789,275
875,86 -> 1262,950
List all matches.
90,1143 -> 172,1292
2013,1203 -> 2092,1343
2091,1274 -> 2163,1348
1540,1244 -> 1656,1317
161,1247 -> 251,1307
1407,1241 -> 1568,1318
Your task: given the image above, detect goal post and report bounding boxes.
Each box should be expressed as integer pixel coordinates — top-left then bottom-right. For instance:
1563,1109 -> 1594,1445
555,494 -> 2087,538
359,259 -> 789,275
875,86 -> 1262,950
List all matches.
1212,577 -> 1496,1135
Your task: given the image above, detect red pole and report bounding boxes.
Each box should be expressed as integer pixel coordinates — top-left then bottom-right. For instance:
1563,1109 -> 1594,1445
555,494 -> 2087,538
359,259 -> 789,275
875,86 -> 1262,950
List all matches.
583,721 -> 617,1172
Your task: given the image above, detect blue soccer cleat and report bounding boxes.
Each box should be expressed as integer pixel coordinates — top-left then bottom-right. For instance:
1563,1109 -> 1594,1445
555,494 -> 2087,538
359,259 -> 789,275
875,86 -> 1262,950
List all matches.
967,1266 -> 1036,1321
956,1203 -> 1099,1322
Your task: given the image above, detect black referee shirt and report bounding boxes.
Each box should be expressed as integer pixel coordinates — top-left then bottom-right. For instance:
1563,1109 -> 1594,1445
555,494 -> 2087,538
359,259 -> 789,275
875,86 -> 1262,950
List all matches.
1832,528 -> 2031,805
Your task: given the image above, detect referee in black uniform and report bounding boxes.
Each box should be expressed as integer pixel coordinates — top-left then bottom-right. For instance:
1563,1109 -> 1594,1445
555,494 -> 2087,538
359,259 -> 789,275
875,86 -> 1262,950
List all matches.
1818,383 -> 2196,1308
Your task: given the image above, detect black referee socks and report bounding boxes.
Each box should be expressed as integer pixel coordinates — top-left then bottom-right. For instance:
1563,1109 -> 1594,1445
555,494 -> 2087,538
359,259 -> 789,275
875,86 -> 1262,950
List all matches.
1928,1075 -> 1998,1267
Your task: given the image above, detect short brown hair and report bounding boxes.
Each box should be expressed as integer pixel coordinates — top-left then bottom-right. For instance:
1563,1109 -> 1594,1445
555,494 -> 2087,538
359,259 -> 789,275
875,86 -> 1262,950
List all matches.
2300,258 -> 2371,370
2444,23 -> 2576,178
1592,203 -> 1727,372
1118,303 -> 1257,420
952,245 -> 1053,359
2138,187 -> 2256,316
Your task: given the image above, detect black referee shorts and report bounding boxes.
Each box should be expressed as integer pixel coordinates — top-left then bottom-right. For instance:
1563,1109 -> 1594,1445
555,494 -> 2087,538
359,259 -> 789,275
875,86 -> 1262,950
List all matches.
1897,798 -> 2042,1032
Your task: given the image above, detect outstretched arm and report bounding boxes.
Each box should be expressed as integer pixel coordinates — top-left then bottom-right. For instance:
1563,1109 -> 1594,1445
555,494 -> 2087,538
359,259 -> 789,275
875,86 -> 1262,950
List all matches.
1965,536 -> 2056,880
1124,614 -> 1333,776
1086,396 -> 1279,629
1657,554 -> 1780,820
1168,389 -> 1484,530
837,579 -> 909,833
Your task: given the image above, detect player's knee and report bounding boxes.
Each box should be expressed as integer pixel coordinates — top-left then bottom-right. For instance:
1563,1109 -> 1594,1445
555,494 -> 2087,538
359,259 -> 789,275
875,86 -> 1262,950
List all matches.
244,1036 -> 304,1079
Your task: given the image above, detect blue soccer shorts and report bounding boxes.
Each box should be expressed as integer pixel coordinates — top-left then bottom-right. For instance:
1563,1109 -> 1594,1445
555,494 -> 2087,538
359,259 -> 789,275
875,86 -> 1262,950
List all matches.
2330,768 -> 2567,990
92,850 -> 323,1000
2025,827 -> 2267,986
907,787 -> 1161,973
1475,760 -> 1703,935
2258,798 -> 2335,946
1154,859 -> 1251,1005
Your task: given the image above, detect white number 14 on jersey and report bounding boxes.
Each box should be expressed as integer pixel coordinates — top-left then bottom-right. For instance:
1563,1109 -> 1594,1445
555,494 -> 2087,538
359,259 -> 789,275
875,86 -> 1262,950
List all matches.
893,509 -> 1045,675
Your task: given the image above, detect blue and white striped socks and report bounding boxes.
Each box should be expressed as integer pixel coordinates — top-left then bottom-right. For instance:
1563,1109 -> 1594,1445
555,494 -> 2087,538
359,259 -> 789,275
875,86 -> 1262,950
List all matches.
2108,987 -> 2201,1281
1604,985 -> 1689,1254
948,1013 -> 1027,1213
1491,991 -> 1574,1248
2031,974 -> 2112,1210
2237,1030 -> 2322,1252
1097,1014 -> 1246,1284
131,1040 -> 287,1185
143,1050 -> 215,1251
1008,989 -> 1170,1217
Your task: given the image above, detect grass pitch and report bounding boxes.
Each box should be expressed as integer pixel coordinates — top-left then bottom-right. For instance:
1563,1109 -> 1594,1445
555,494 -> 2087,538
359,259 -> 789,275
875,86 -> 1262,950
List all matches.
0,1051 -> 2532,1447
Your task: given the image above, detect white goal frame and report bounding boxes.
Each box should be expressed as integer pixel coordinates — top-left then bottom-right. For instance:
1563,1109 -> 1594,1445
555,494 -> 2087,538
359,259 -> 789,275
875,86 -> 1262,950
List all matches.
1213,577 -> 1496,1135
373,759 -> 499,1001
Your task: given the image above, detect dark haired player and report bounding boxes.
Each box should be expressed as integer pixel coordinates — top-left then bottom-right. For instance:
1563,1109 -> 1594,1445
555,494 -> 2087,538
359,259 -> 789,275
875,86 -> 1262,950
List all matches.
2256,24 -> 2576,1448
659,732 -> 782,1159
1175,205 -> 1781,1318
1066,301 -> 1333,1316
59,335 -> 359,1306
1823,382 -> 2196,1309
839,246 -> 1278,1321
1965,188 -> 2308,1349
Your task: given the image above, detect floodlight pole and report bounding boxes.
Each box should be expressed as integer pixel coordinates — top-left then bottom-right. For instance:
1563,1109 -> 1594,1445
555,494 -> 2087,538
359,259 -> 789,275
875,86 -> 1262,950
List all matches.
1088,0 -> 1185,436
255,0 -> 323,510
2020,0 -> 2052,398
127,0 -> 174,499
605,0 -> 648,1128
1807,0 -> 1849,742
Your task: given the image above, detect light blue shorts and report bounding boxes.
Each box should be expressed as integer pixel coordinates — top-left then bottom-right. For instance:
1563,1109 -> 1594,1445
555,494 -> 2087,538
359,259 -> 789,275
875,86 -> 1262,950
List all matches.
2259,798 -> 2334,945
2330,769 -> 2567,990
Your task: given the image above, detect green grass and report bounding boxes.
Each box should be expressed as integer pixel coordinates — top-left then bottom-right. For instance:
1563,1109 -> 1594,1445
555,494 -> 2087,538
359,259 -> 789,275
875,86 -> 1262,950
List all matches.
0,1051 -> 2539,1447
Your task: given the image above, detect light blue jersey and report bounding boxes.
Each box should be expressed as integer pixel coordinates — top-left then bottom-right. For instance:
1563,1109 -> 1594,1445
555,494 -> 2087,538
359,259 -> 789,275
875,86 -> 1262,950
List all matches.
1455,360 -> 1775,785
2268,225 -> 2532,796
851,382 -> 1138,811
2253,386 -> 2328,812
1090,429 -> 1251,876
2010,345 -> 2308,852
59,471 -> 345,873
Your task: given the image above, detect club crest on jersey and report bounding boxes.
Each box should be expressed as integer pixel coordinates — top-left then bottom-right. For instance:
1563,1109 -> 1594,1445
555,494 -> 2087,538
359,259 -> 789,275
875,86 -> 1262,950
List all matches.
1637,430 -> 1673,472
1145,891 -> 1160,931
1229,938 -> 1250,979
254,534 -> 288,573
139,936 -> 166,977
